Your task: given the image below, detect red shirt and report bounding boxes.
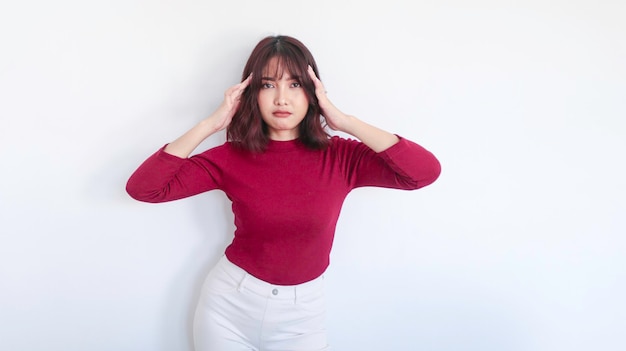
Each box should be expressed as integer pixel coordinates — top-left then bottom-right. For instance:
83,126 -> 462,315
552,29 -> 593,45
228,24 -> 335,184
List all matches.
126,136 -> 440,285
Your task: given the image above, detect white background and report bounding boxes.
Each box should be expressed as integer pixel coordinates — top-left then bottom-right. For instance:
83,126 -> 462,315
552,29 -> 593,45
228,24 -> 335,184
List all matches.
1,1 -> 624,350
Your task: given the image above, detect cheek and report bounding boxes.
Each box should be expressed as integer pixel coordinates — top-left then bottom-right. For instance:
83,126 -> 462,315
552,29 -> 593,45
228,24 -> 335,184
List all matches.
294,91 -> 309,105
299,94 -> 311,111
257,92 -> 272,109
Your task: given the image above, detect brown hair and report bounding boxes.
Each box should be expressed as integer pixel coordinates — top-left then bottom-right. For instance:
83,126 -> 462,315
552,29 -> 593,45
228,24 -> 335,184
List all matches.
227,35 -> 330,152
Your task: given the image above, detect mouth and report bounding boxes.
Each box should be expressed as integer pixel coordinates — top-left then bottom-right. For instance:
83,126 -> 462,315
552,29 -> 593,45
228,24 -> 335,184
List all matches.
272,111 -> 292,118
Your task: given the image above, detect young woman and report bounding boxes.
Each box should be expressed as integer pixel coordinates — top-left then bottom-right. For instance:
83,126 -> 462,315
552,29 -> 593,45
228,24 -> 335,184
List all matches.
126,35 -> 441,351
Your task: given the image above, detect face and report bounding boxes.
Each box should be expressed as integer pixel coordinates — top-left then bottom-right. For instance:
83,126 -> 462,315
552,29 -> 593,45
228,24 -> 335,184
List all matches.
257,57 -> 309,141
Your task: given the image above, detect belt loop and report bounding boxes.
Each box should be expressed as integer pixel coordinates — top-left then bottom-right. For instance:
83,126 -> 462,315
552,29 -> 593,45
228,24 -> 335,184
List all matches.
238,273 -> 248,292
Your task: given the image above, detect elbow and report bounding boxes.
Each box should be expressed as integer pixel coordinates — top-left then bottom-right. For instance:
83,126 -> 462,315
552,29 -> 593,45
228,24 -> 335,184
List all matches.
408,155 -> 442,190
125,179 -> 163,203
126,181 -> 147,202
126,185 -> 142,202
419,158 -> 442,188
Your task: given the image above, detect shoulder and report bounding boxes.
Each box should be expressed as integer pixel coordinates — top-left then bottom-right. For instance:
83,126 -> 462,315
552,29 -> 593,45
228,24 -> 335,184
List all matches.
328,135 -> 373,155
328,135 -> 362,148
196,141 -> 241,156
190,142 -> 251,164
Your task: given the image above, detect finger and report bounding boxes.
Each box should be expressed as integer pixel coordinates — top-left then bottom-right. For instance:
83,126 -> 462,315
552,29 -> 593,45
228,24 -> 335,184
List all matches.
307,65 -> 316,78
307,65 -> 321,86
241,73 -> 252,87
225,85 -> 239,98
229,76 -> 250,96
227,74 -> 252,95
234,74 -> 252,97
307,65 -> 327,95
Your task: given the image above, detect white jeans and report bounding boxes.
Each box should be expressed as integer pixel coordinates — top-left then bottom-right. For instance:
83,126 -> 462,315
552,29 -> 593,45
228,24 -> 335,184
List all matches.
193,256 -> 330,351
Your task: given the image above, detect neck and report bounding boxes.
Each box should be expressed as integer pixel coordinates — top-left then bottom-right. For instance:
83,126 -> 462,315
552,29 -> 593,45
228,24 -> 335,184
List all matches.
268,130 -> 299,141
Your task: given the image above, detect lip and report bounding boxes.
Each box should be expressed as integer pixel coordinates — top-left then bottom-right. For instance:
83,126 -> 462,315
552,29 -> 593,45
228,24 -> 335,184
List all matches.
272,110 -> 292,118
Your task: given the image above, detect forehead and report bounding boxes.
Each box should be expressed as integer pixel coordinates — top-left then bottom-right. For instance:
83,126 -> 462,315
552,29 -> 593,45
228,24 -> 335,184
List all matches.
261,56 -> 296,79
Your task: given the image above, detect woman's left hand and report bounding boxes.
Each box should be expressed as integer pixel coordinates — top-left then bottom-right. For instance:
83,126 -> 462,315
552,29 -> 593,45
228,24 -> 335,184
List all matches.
307,65 -> 352,132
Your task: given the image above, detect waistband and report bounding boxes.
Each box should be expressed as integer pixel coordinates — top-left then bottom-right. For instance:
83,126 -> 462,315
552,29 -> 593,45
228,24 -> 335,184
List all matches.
217,255 -> 325,300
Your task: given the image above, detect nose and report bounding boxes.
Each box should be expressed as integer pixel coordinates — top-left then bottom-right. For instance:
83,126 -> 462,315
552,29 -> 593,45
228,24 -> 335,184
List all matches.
274,86 -> 287,105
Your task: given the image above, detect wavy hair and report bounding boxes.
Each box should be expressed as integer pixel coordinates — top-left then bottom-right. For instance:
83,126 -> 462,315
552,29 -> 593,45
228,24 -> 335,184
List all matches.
227,35 -> 330,152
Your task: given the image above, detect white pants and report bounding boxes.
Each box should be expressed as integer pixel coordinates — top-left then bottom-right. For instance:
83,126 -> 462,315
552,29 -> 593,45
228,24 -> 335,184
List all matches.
193,256 -> 330,351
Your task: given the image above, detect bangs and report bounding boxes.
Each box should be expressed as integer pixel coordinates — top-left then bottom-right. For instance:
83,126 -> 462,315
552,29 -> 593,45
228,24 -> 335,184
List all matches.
261,54 -> 306,81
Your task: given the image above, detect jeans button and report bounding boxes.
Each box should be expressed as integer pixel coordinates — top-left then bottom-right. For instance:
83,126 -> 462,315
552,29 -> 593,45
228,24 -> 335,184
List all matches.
272,288 -> 278,296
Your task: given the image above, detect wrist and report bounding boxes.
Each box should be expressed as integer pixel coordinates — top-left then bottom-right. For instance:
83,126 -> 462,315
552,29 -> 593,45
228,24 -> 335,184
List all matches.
338,115 -> 359,135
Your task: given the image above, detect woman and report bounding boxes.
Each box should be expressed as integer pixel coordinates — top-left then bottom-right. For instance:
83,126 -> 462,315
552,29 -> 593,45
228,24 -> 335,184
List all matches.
126,35 -> 441,351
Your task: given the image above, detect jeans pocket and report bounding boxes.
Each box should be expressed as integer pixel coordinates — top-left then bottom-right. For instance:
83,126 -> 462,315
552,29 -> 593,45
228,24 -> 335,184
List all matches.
201,265 -> 240,295
295,290 -> 327,316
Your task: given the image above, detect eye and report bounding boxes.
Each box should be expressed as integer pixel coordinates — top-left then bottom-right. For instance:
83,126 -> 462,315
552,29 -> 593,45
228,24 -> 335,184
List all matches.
291,82 -> 302,88
262,82 -> 274,89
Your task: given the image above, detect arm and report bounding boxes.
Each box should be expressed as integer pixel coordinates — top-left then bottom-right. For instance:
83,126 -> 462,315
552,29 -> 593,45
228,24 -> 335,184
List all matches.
126,147 -> 217,203
334,136 -> 441,190
307,66 -> 440,189
306,66 -> 398,153
164,74 -> 252,158
334,115 -> 399,153
126,76 -> 251,202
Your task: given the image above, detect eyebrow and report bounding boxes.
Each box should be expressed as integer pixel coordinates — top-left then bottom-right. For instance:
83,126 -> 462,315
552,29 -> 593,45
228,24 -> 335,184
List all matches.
261,75 -> 300,81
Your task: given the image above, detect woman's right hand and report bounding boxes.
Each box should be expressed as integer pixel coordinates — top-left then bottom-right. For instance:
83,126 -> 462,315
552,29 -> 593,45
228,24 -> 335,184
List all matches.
207,74 -> 252,132
163,75 -> 252,158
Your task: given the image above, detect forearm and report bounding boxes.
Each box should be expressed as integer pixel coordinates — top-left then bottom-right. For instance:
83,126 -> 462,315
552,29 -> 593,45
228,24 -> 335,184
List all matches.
126,146 -> 217,203
340,115 -> 399,153
164,118 -> 221,158
164,76 -> 250,158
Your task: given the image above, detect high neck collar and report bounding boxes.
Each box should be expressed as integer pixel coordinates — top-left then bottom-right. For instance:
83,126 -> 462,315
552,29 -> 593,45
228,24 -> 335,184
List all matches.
266,138 -> 306,152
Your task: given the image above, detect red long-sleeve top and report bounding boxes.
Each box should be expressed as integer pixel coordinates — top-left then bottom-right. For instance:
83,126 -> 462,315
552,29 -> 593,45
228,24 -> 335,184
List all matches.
126,136 -> 440,285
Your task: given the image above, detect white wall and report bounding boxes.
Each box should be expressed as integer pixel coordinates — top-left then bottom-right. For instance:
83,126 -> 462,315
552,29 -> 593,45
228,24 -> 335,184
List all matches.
1,1 -> 624,350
